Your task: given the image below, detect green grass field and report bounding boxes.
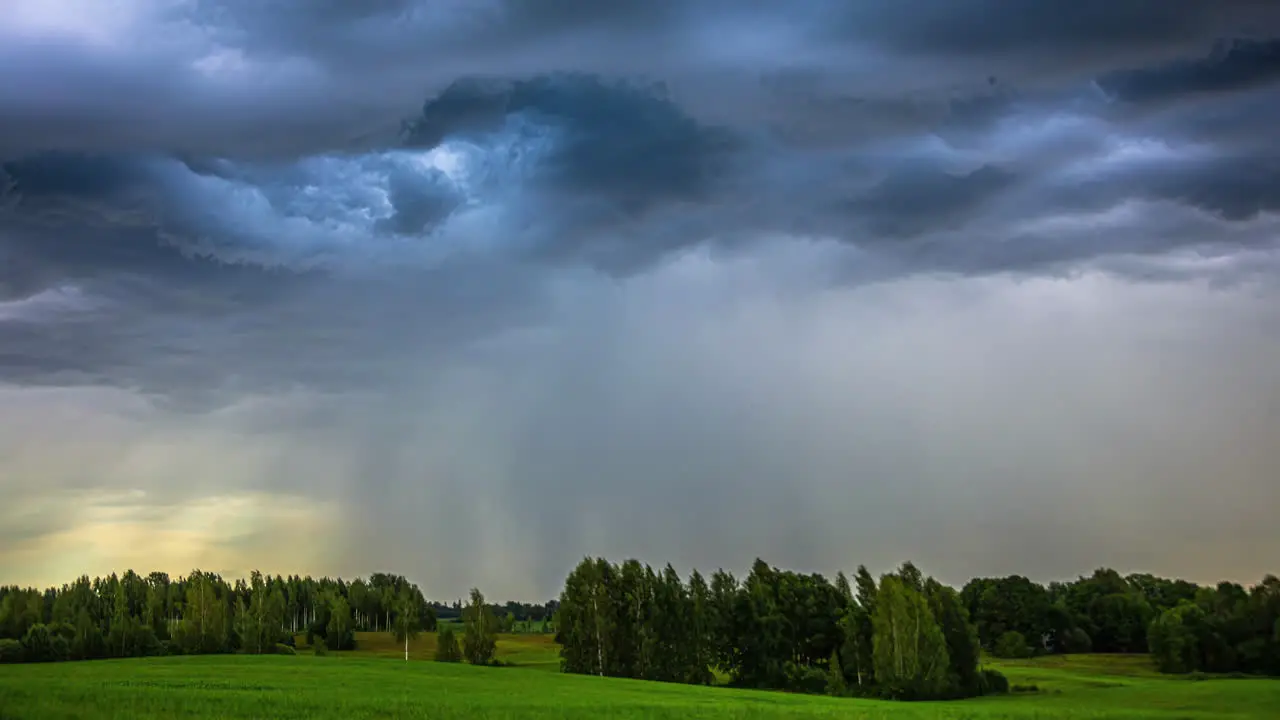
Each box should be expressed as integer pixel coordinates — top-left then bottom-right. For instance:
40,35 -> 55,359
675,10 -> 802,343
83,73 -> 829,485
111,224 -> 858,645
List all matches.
1,635 -> 1277,719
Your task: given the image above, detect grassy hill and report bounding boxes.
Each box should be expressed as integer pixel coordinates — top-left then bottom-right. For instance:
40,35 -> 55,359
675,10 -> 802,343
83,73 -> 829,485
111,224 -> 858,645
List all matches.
1,636 -> 1277,719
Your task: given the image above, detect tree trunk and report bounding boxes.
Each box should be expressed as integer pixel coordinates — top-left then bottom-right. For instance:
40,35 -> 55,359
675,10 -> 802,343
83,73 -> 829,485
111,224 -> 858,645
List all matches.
592,594 -> 604,677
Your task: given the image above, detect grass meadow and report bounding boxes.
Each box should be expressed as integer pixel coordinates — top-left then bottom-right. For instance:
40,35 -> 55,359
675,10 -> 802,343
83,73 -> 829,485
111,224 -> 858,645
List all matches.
1,633 -> 1277,719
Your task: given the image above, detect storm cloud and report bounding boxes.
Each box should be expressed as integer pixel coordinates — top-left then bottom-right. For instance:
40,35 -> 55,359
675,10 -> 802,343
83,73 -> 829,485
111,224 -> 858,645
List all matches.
2,1 -> 1279,598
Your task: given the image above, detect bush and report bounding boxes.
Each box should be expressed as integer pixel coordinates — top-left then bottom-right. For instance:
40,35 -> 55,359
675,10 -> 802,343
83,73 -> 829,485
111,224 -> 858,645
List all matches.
21,624 -> 69,663
323,627 -> 356,652
274,643 -> 296,656
993,631 -> 1033,659
313,643 -> 328,657
48,623 -> 76,642
978,668 -> 1010,695
1059,627 -> 1092,654
784,662 -> 829,695
71,623 -> 106,660
1011,683 -> 1040,693
136,626 -> 164,657
0,639 -> 25,663
435,626 -> 462,663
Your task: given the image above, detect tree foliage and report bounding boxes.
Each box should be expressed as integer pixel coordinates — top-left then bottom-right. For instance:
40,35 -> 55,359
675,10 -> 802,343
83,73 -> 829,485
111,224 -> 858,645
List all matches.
392,590 -> 421,661
556,557 -> 1009,701
870,575 -> 950,700
993,631 -> 1033,659
2,561 -> 1276,688
462,588 -> 497,665
435,625 -> 462,662
0,568 -> 449,664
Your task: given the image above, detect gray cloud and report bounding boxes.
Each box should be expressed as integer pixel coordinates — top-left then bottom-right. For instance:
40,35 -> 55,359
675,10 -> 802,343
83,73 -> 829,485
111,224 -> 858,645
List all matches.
1,1 -> 1279,596
850,163 -> 1019,238
1099,38 -> 1280,104
404,75 -> 740,211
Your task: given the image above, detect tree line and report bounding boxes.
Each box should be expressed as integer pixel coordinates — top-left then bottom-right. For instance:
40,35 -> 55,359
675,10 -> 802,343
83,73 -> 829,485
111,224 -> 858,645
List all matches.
555,559 -> 1280,701
0,570 -> 448,663
4,561 -> 1275,688
432,598 -> 559,626
963,569 -> 1280,676
555,558 -> 1003,700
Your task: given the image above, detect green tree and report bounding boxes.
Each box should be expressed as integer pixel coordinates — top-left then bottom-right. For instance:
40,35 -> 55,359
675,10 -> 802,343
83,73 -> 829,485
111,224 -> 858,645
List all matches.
871,575 -> 950,700
557,558 -> 614,676
855,566 -> 878,618
961,575 -> 1051,650
686,569 -> 715,684
1060,626 -> 1092,654
835,572 -> 853,604
21,624 -> 69,663
993,630 -> 1033,659
109,580 -> 131,657
0,639 -> 24,663
71,608 -> 105,660
325,596 -> 354,651
926,579 -> 981,697
233,597 -> 253,653
392,590 -> 420,662
143,582 -> 168,641
178,571 -> 227,654
1148,602 -> 1205,674
435,625 -> 462,662
708,569 -> 739,675
462,588 -> 497,665
827,648 -> 847,695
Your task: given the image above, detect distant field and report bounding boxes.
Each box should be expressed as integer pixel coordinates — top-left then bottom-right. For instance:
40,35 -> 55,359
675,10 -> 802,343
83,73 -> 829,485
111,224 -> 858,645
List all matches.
307,630 -> 561,670
1,644 -> 1277,719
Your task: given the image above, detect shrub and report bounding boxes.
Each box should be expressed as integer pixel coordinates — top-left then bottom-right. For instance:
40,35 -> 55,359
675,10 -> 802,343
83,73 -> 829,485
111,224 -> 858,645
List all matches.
21,624 -> 69,663
435,626 -> 462,663
993,631 -> 1033,659
1011,683 -> 1040,693
323,626 -> 356,652
1059,627 -> 1092,654
784,662 -> 828,695
274,643 -> 296,656
0,639 -> 25,664
48,623 -> 75,641
978,668 -> 1010,695
71,623 -> 106,660
313,643 -> 328,657
136,626 -> 163,657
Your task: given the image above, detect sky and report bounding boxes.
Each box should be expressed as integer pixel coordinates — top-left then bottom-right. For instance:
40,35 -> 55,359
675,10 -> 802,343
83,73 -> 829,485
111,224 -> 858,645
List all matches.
2,1 -> 1279,600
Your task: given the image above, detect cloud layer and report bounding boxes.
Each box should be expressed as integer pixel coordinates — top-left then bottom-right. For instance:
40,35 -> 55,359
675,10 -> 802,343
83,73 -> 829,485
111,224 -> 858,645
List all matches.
2,1 -> 1278,597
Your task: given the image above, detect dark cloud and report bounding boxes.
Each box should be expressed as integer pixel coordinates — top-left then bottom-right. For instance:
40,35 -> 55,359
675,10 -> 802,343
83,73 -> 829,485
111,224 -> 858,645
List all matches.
849,164 -> 1019,238
1146,154 -> 1280,221
5,1 -> 1276,161
844,1 -> 1237,57
1099,38 -> 1280,104
374,165 -> 463,235
405,75 -> 740,212
1040,150 -> 1280,224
